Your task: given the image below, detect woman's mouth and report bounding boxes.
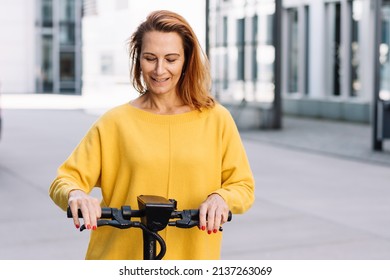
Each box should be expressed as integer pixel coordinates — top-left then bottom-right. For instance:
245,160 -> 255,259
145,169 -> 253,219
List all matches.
152,77 -> 169,83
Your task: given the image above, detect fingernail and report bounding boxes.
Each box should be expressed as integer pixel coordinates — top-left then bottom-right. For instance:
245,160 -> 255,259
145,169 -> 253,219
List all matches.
202,226 -> 206,231
86,224 -> 91,230
208,230 -> 212,234
75,224 -> 80,229
92,225 -> 97,230
213,229 -> 218,233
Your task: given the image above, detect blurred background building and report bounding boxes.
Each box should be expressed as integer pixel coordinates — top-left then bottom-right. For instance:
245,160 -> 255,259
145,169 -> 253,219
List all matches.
0,0 -> 389,127
209,0 -> 389,125
0,0 -> 82,94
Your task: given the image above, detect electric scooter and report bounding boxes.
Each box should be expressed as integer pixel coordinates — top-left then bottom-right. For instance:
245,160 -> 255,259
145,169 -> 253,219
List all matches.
67,195 -> 232,260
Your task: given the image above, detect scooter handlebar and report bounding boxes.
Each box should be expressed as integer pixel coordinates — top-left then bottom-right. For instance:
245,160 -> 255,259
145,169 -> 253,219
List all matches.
67,206 -> 232,228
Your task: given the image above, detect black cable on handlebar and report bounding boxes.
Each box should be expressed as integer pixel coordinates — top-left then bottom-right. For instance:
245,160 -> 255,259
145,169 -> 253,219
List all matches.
137,223 -> 166,260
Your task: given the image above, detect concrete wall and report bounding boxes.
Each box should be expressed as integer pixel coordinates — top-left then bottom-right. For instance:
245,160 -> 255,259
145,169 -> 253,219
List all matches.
0,0 -> 36,93
283,97 -> 370,123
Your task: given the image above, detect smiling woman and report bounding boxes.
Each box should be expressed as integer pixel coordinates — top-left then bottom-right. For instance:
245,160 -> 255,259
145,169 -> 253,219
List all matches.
129,10 -> 214,112
49,10 -> 255,260
135,31 -> 186,112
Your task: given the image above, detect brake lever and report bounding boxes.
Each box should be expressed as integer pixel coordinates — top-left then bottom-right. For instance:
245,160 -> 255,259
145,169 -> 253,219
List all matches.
173,210 -> 199,228
79,207 -> 134,231
170,209 -> 231,231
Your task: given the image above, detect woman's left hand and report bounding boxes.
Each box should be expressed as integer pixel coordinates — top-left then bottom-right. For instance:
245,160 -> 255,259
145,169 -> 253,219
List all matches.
198,194 -> 229,234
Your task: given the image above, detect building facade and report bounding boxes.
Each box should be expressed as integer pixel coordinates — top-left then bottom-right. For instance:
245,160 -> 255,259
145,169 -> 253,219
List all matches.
208,0 -> 389,124
36,0 -> 82,94
0,0 -> 82,94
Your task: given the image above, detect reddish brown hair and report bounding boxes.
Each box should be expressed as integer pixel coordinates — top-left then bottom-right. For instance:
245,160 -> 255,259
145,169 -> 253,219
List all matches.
128,10 -> 215,110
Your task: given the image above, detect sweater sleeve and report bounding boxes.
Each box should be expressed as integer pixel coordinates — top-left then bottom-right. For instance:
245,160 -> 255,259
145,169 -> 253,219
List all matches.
49,124 -> 102,211
212,107 -> 255,214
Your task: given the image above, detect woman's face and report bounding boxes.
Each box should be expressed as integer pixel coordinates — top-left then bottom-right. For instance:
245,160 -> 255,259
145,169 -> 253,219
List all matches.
140,31 -> 185,97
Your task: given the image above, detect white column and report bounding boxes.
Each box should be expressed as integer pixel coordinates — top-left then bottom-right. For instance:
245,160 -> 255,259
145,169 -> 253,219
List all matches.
309,1 -> 326,98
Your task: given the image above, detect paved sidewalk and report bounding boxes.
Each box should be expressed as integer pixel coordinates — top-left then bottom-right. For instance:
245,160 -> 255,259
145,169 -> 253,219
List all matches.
1,93 -> 389,260
240,116 -> 390,167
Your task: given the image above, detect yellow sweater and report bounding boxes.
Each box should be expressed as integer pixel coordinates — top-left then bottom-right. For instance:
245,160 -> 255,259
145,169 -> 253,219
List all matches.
49,103 -> 255,260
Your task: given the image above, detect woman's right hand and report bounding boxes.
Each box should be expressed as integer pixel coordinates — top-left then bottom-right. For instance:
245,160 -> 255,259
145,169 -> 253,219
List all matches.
68,189 -> 101,230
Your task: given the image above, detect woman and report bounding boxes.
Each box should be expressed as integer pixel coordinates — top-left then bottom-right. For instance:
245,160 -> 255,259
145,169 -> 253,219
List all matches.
49,10 -> 255,260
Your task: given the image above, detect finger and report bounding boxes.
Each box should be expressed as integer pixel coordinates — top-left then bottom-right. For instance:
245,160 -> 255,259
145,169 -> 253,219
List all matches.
212,208 -> 224,233
206,206 -> 216,233
79,203 -> 91,230
89,198 -> 101,230
220,209 -> 229,225
69,201 -> 81,229
95,206 -> 101,230
95,200 -> 102,218
198,204 -> 207,231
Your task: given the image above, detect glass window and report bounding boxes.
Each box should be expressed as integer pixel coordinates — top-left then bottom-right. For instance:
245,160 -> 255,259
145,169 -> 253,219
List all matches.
304,6 -> 310,95
60,23 -> 76,45
60,0 -> 75,22
266,14 -> 274,45
223,16 -> 228,47
252,15 -> 258,81
59,0 -> 76,45
287,8 -> 298,93
252,15 -> 258,43
42,35 -> 53,92
237,18 -> 245,81
380,0 -> 390,100
351,0 -> 362,97
325,2 -> 341,96
255,8 -> 275,102
60,52 -> 75,82
223,53 -> 229,89
42,0 -> 53,27
208,0 -> 276,102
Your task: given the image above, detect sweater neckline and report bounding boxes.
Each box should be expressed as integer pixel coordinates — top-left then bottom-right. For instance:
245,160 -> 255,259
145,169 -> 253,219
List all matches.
125,102 -> 208,124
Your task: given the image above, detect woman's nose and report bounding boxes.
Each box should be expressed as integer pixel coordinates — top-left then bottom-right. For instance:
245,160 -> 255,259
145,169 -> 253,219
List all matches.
155,60 -> 165,75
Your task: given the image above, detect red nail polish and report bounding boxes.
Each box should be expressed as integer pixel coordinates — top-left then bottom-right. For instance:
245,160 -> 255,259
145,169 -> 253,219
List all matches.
202,226 -> 206,231
87,224 -> 91,230
213,229 -> 218,233
75,224 -> 80,229
92,225 -> 97,230
208,230 -> 212,234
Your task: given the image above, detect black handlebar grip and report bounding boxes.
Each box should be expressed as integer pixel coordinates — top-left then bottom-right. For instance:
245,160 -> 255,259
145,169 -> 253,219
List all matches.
227,211 -> 232,222
67,207 -> 83,218
101,207 -> 113,219
67,206 -> 114,219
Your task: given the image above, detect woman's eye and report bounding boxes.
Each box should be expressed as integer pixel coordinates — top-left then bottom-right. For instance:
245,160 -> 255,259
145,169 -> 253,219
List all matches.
144,57 -> 156,62
167,58 -> 179,63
